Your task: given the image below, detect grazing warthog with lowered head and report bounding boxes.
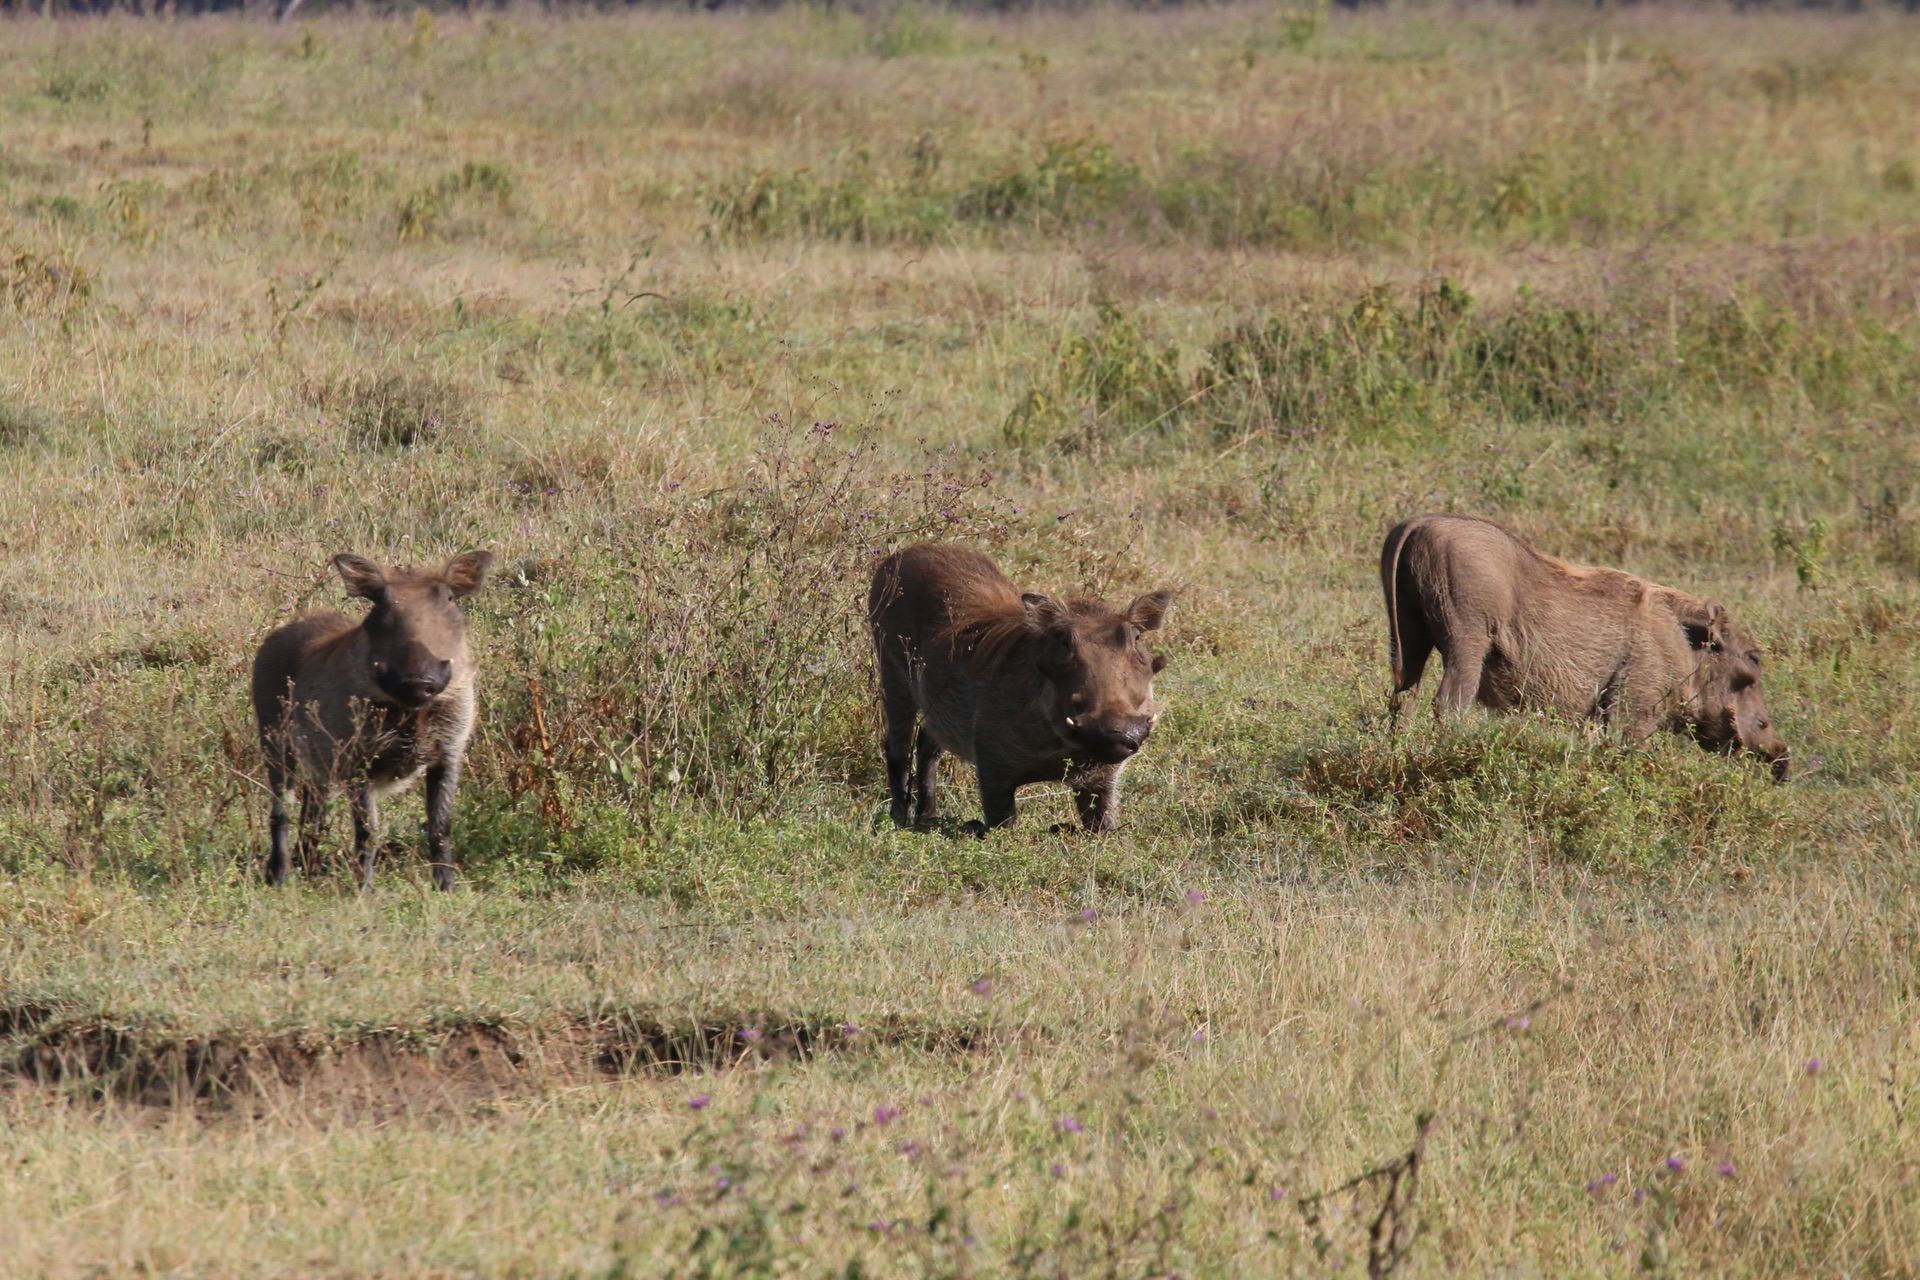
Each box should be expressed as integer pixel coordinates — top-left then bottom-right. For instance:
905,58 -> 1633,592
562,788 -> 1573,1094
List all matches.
1380,514 -> 1789,779
252,551 -> 494,889
869,542 -> 1172,833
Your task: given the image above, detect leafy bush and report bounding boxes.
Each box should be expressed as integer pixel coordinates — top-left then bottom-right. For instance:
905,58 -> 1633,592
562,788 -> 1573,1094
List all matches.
475,420 -> 1007,839
706,159 -> 953,245
1013,278 -> 1920,451
957,137 -> 1141,230
1005,302 -> 1184,450
707,135 -> 1139,245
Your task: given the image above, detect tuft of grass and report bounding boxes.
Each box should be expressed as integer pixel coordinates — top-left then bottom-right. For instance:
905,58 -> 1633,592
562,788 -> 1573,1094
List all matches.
1286,719 -> 1792,873
396,160 -> 516,241
1,247 -> 92,320
304,370 -> 476,451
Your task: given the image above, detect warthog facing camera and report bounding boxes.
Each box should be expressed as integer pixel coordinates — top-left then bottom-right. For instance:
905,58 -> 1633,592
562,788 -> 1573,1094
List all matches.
869,542 -> 1172,834
252,551 -> 494,889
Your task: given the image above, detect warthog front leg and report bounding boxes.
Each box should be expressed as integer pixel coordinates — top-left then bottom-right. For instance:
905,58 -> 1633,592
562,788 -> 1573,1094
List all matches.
350,784 -> 380,891
295,784 -> 328,881
964,765 -> 1019,837
1071,764 -> 1122,834
425,761 -> 460,891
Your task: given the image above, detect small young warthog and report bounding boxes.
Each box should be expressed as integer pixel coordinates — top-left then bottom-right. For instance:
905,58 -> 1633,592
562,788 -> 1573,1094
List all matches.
869,542 -> 1172,834
1381,514 -> 1789,779
252,551 -> 494,889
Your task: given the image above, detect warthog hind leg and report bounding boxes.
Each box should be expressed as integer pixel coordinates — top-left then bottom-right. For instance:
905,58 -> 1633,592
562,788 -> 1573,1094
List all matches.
912,726 -> 943,827
264,763 -> 293,886
1435,642 -> 1488,719
879,683 -> 919,829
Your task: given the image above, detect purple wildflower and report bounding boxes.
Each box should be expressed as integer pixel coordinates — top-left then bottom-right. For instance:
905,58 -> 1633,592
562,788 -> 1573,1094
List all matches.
1666,1156 -> 1685,1173
1717,1160 -> 1735,1178
688,1094 -> 710,1111
874,1105 -> 901,1127
1054,1117 -> 1084,1135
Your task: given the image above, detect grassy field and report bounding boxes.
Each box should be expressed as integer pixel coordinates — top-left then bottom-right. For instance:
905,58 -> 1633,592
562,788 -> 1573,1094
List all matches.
4,3 -> 1920,1274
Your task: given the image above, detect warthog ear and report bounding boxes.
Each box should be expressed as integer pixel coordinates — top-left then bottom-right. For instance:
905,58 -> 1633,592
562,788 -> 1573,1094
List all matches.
1127,590 -> 1173,633
443,551 -> 495,599
1021,592 -> 1071,633
1680,600 -> 1730,652
333,554 -> 388,600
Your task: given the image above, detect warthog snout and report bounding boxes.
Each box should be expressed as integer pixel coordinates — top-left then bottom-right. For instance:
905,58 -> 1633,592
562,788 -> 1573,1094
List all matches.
1067,713 -> 1154,764
374,651 -> 454,707
1768,747 -> 1791,783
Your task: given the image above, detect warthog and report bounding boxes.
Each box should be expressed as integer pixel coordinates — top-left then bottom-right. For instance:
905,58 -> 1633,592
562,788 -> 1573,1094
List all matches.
869,542 -> 1172,834
252,551 -> 494,889
1381,514 -> 1789,779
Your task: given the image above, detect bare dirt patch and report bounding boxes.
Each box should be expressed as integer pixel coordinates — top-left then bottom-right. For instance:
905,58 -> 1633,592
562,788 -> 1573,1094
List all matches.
1,1001 -> 999,1114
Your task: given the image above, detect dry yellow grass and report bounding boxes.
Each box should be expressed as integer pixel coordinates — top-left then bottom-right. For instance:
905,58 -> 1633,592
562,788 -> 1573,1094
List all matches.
3,4 -> 1920,1275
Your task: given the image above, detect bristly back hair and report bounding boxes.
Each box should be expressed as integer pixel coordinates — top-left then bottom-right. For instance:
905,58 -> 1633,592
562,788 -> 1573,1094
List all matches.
942,596 -> 1117,668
